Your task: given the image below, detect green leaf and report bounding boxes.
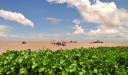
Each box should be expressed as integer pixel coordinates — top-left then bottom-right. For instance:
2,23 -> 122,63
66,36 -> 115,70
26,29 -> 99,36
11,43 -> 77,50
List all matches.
32,63 -> 38,69
19,68 -> 27,74
38,67 -> 44,72
98,72 -> 102,75
62,71 -> 68,75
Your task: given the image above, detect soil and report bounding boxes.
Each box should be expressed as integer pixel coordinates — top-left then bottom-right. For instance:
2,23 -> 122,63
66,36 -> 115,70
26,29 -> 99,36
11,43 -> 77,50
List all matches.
0,41 -> 128,54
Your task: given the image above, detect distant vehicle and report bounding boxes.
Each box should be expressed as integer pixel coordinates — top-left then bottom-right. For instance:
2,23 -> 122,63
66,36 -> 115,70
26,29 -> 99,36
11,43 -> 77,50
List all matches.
93,40 -> 104,43
51,41 -> 66,46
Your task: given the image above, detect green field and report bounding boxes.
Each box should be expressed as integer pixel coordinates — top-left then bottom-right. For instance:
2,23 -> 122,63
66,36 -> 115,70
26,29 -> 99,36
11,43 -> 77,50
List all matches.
0,47 -> 128,75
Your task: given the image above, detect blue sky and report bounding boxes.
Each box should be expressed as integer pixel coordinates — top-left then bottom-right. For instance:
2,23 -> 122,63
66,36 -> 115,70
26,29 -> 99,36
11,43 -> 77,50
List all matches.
0,0 -> 78,34
0,0 -> 128,41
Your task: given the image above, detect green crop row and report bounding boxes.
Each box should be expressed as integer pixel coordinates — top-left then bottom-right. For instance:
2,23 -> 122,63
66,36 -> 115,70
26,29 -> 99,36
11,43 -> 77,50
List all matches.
0,47 -> 128,75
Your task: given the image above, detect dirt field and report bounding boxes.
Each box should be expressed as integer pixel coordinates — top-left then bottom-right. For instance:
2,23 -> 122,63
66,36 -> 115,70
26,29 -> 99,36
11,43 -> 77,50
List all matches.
0,41 -> 128,54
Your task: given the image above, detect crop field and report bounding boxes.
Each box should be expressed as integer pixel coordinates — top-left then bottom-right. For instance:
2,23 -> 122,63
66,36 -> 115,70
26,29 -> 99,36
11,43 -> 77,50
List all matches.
0,47 -> 128,75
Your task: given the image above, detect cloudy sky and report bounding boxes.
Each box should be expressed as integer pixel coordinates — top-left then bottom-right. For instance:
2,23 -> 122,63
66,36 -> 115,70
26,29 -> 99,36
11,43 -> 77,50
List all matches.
0,0 -> 128,41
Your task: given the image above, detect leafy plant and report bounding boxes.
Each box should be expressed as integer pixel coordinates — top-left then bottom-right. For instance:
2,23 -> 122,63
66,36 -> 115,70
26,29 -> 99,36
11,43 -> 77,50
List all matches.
0,47 -> 128,75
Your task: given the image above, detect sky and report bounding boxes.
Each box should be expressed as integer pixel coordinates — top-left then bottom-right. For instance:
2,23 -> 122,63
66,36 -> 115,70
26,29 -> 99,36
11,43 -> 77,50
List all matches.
0,0 -> 128,42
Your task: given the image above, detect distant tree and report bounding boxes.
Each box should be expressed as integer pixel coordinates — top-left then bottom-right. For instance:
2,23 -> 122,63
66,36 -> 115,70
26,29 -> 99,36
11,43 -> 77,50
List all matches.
22,41 -> 27,44
70,40 -> 77,43
74,41 -> 77,43
70,41 -> 73,43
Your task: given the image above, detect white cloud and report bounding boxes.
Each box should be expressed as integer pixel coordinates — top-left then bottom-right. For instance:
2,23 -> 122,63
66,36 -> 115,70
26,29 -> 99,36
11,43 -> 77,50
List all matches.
0,25 -> 12,37
0,9 -> 34,27
73,24 -> 85,35
71,18 -> 85,35
31,34 -> 64,39
47,0 -> 128,38
44,17 -> 62,24
73,18 -> 81,25
10,33 -> 65,41
47,0 -> 66,4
